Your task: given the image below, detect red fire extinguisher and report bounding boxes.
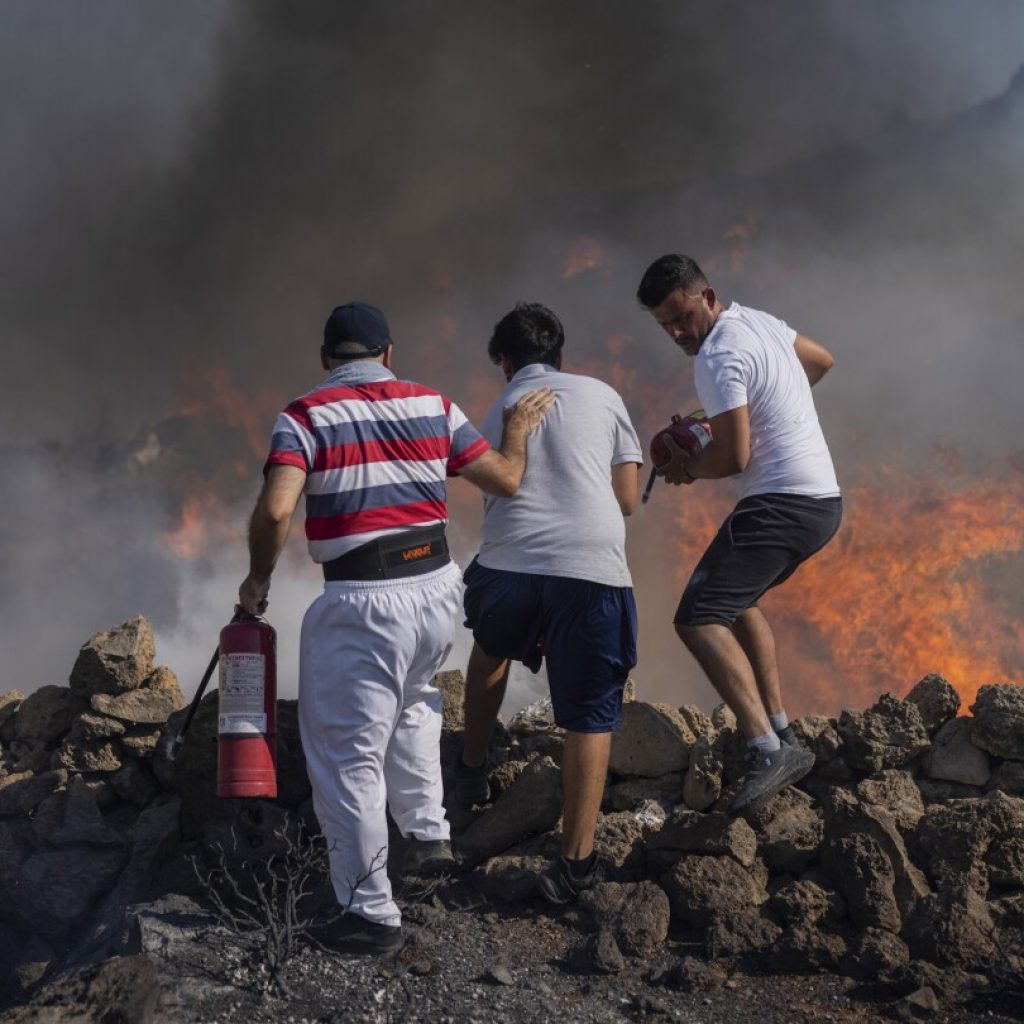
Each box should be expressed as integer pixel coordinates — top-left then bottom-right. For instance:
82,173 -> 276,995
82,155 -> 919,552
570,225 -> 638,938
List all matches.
169,607 -> 278,798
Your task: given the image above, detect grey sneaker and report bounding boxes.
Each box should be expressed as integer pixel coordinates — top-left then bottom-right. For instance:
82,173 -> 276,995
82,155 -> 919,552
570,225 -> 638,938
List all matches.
536,854 -> 604,905
308,912 -> 404,955
776,724 -> 800,748
453,756 -> 490,808
728,743 -> 815,815
401,837 -> 457,877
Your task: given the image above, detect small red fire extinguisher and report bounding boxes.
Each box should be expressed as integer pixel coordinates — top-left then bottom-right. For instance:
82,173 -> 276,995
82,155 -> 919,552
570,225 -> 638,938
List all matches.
217,610 -> 278,798
169,607 -> 278,798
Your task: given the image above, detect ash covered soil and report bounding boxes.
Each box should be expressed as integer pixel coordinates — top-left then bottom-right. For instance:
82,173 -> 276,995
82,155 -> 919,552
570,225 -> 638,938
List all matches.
126,879 -> 1018,1024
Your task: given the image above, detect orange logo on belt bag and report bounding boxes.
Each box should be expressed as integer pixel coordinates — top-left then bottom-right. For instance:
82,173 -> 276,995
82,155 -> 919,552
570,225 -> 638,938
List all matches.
402,543 -> 433,561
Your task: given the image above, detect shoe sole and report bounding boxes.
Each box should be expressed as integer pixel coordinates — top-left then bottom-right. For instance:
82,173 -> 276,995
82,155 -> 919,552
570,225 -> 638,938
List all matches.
730,751 -> 816,815
402,856 -> 458,877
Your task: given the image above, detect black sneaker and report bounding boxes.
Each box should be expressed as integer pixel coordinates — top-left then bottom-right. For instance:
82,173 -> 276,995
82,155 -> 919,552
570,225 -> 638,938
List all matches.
453,756 -> 490,808
401,837 -> 457,877
307,911 -> 404,955
776,724 -> 800,748
536,854 -> 604,905
728,743 -> 816,815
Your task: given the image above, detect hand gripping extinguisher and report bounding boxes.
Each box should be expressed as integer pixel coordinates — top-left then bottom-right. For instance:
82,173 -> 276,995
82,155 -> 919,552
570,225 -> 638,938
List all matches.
169,607 -> 278,798
642,409 -> 713,504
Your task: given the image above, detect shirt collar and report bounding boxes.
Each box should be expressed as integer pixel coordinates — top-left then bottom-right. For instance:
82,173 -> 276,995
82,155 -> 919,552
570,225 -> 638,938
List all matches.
509,362 -> 559,384
324,361 -> 396,386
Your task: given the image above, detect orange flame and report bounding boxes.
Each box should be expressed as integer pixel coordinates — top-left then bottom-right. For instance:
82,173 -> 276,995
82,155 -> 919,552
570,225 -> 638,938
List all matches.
672,465 -> 1024,714
562,235 -> 610,279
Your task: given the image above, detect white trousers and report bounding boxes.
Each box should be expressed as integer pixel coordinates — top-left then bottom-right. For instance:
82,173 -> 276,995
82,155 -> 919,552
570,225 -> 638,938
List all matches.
298,561 -> 461,926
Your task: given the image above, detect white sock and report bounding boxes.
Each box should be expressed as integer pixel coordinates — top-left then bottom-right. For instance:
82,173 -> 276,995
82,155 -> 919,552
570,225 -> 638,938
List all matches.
769,711 -> 789,732
749,731 -> 781,754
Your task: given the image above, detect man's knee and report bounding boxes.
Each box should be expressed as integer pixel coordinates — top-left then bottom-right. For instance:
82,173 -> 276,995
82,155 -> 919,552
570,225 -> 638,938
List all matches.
675,621 -> 704,650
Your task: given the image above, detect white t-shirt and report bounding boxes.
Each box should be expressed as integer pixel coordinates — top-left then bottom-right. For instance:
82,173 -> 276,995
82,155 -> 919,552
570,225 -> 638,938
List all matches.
694,303 -> 840,499
476,363 -> 643,588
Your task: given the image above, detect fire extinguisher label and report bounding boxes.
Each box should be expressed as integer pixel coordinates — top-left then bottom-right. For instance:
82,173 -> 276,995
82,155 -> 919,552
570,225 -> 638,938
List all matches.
219,653 -> 267,735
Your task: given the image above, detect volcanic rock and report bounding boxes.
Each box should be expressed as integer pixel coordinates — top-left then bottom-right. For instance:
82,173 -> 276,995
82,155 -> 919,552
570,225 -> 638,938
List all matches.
987,759 -> 1024,796
507,696 -> 558,734
916,779 -> 984,803
820,788 -> 929,931
912,790 -> 1024,894
662,956 -> 727,993
712,726 -> 749,785
892,985 -> 941,1022
50,774 -> 124,847
710,702 -> 736,731
0,768 -> 66,816
763,924 -> 847,973
578,880 -> 670,956
71,712 -> 126,741
472,843 -> 554,902
14,842 -> 128,940
90,665 -> 184,724
70,615 -> 156,696
682,734 -> 722,811
856,770 -> 925,832
703,911 -> 781,958
608,702 -> 694,778
457,756 -> 562,864
677,704 -> 714,741
970,683 -> 1024,759
903,887 -> 997,965
756,793 -> 823,875
647,809 -> 756,869
905,673 -> 961,735
110,757 -> 161,806
0,691 -> 23,730
432,669 -> 465,732
13,684 -> 81,747
605,771 -> 684,812
837,693 -> 930,772
661,854 -> 768,927
791,715 -> 842,763
986,832 -> 1024,887
770,878 -> 846,926
120,727 -> 161,758
593,810 -> 652,875
923,717 -> 990,786
56,737 -> 122,773
572,927 -> 624,974
840,927 -> 911,980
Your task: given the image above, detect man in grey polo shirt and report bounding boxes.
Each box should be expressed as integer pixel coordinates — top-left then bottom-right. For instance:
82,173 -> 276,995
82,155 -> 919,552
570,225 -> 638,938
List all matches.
456,302 -> 643,904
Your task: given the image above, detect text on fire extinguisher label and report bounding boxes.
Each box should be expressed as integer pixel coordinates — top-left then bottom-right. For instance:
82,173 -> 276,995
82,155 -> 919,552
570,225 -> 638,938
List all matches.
218,653 -> 267,734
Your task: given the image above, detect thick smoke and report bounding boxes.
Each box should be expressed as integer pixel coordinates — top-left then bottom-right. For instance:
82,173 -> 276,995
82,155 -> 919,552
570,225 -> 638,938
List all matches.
3,1 -> 1024,705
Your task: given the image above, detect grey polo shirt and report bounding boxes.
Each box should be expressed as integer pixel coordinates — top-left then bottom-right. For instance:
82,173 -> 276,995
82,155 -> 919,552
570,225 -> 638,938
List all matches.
476,363 -> 642,588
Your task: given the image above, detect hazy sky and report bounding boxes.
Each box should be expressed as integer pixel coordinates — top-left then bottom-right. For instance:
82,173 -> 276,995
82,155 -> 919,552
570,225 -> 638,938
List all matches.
3,1 -> 1023,707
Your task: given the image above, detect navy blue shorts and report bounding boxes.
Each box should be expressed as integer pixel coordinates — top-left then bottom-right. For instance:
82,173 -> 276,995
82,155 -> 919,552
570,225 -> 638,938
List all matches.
675,493 -> 843,627
462,559 -> 638,733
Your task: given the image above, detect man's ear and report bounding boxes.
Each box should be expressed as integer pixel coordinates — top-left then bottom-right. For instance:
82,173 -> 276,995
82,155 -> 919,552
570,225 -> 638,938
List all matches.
500,355 -> 515,380
382,343 -> 394,370
703,287 -> 717,310
320,345 -> 330,370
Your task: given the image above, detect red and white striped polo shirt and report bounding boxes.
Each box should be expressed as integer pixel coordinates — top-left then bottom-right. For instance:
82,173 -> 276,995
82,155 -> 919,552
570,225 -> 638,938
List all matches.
265,363 -> 490,562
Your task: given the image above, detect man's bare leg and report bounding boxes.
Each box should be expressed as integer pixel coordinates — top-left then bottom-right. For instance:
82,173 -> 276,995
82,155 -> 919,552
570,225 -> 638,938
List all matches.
461,643 -> 510,767
732,606 -> 783,717
559,731 -> 612,860
675,622 -> 772,741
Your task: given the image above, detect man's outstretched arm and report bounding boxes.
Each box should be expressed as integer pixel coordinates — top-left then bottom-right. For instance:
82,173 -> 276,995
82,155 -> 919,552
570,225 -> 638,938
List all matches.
458,388 -> 555,496
238,464 -> 307,615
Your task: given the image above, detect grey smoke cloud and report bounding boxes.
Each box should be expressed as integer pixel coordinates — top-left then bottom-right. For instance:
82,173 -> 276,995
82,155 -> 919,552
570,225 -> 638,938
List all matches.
2,1 -> 1023,701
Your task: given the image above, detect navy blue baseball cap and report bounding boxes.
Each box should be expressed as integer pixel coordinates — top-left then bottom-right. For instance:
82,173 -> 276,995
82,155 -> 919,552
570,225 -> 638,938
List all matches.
323,301 -> 391,357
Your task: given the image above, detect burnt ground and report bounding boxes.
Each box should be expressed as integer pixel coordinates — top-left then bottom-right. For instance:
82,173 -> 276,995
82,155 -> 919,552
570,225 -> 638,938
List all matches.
132,873 -> 1021,1024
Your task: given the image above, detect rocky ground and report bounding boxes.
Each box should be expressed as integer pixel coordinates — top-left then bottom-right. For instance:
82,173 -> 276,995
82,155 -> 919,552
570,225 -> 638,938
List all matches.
1,616 -> 1024,1023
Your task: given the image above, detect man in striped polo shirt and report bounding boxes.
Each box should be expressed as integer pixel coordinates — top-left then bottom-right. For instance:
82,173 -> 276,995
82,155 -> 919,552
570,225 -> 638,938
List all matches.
238,302 -> 552,955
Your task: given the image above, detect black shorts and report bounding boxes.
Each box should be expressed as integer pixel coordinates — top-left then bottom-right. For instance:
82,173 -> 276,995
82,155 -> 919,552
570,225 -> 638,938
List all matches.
675,493 -> 842,627
463,559 -> 638,733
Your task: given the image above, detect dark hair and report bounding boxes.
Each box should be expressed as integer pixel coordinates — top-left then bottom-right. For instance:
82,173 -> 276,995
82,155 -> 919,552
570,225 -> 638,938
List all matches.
488,302 -> 565,371
636,254 -> 709,309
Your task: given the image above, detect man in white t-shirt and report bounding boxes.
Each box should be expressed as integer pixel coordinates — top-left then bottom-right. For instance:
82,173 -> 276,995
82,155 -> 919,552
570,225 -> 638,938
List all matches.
636,254 -> 842,814
456,302 -> 643,903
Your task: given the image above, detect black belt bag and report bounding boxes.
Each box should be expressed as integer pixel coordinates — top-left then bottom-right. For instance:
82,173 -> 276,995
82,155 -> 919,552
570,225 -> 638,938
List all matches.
322,525 -> 450,582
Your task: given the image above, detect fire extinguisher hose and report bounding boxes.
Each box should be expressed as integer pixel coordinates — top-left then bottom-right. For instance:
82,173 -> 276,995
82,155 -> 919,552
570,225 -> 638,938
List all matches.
167,606 -> 244,761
